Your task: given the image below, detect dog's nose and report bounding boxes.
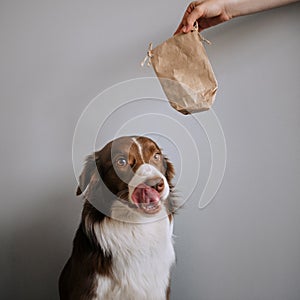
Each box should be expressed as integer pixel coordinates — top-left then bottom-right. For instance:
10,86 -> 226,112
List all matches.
145,178 -> 164,193
155,179 -> 165,193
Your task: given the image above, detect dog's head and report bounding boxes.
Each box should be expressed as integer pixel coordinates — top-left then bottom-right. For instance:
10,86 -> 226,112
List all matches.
76,136 -> 175,220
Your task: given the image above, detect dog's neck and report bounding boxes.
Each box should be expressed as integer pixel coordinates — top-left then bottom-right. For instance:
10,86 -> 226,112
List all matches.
92,208 -> 175,300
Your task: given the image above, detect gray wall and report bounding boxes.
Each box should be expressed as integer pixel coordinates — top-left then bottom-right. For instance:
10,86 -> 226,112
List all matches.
1,1 -> 300,299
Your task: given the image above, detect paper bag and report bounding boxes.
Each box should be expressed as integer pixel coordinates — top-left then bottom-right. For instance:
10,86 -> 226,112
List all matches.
142,25 -> 217,114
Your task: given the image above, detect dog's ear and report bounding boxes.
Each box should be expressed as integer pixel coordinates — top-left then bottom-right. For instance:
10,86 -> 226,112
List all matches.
76,154 -> 99,196
76,150 -> 113,216
163,156 -> 175,184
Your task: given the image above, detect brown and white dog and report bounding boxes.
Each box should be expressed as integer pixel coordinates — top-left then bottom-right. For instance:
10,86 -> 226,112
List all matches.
59,136 -> 177,300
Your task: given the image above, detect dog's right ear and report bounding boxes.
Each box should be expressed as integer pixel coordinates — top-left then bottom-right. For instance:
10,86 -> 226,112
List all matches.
76,154 -> 98,196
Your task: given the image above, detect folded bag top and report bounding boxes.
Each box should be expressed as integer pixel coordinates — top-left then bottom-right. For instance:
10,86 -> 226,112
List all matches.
142,23 -> 218,115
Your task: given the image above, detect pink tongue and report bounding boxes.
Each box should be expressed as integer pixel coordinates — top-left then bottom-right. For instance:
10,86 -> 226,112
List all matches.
132,183 -> 160,205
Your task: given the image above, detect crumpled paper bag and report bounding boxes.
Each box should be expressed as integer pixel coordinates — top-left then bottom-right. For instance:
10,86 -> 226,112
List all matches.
142,25 -> 217,114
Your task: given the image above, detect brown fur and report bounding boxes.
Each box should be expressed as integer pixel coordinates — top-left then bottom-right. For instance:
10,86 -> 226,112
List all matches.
59,136 -> 176,299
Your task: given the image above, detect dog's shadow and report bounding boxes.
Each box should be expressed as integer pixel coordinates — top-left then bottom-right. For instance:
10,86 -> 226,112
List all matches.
5,182 -> 81,300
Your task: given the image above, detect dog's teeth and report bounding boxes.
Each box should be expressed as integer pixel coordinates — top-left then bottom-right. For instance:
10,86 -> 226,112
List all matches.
138,201 -> 161,212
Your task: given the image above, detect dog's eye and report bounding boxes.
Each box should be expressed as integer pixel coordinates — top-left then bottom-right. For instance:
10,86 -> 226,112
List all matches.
153,153 -> 161,161
116,158 -> 128,167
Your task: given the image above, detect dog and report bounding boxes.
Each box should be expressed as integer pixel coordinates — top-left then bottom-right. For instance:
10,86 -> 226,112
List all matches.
59,136 -> 177,300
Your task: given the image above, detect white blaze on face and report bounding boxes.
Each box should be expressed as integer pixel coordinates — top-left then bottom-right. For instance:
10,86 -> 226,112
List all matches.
128,163 -> 170,204
132,137 -> 145,163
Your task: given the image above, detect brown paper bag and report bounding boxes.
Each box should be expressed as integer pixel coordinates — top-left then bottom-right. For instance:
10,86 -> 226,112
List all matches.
142,24 -> 217,114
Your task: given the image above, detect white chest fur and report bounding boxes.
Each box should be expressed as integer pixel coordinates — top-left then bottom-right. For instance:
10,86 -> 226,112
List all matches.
94,216 -> 175,300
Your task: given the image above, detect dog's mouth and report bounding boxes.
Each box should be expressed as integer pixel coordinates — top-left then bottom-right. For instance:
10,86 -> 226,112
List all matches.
131,183 -> 162,214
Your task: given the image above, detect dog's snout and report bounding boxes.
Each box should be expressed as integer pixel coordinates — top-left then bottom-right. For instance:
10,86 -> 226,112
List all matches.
138,164 -> 153,176
129,163 -> 170,202
145,177 -> 165,193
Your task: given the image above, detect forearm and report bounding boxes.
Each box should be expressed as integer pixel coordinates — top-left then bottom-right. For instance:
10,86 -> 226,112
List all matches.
226,0 -> 299,18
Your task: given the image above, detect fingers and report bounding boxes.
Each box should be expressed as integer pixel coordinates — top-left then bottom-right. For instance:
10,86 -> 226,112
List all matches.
174,1 -> 200,35
174,22 -> 184,35
174,2 -> 206,35
184,5 -> 205,32
174,0 -> 232,34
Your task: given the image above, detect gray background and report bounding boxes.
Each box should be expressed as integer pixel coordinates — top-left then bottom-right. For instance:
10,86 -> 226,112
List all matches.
1,1 -> 300,299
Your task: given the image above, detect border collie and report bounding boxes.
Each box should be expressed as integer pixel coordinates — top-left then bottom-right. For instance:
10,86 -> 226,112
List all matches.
59,136 -> 177,300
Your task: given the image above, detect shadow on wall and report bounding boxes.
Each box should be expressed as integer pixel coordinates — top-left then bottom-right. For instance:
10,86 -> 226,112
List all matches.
3,3 -> 299,299
6,182 -> 81,300
0,15 -> 260,300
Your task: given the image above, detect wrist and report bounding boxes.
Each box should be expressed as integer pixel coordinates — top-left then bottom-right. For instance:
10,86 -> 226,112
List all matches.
224,0 -> 252,18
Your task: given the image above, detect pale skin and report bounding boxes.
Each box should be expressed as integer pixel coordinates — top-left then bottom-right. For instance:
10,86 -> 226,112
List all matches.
175,0 -> 299,34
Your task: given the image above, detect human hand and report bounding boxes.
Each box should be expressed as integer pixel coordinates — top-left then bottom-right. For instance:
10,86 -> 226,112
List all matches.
174,0 -> 299,34
174,0 -> 232,34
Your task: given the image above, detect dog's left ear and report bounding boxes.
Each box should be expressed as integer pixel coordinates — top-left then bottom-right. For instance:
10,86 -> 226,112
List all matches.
163,156 -> 175,184
76,153 -> 99,196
